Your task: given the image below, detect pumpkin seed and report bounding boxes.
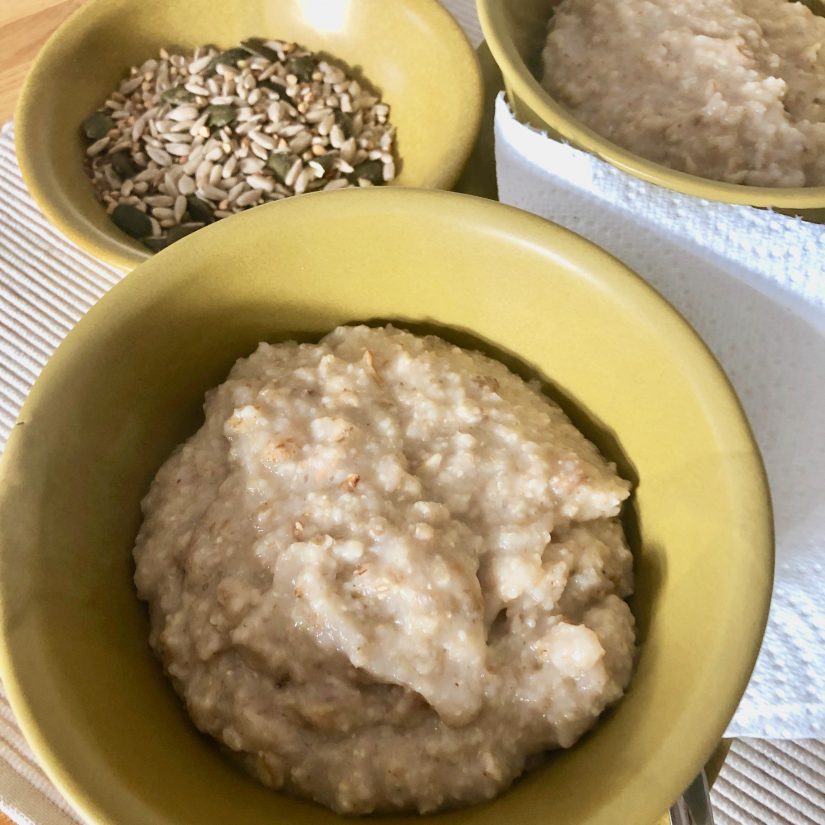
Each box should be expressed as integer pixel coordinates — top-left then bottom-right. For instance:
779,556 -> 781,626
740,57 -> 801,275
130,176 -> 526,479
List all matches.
141,237 -> 168,252
111,151 -> 137,179
112,204 -> 152,238
166,224 -> 201,244
349,159 -> 384,185
206,47 -> 249,75
161,85 -> 196,104
286,55 -> 314,82
258,78 -> 287,97
206,104 -> 235,128
186,195 -> 215,223
335,111 -> 353,138
82,111 -> 114,141
309,152 -> 336,177
241,38 -> 281,63
265,151 -> 293,183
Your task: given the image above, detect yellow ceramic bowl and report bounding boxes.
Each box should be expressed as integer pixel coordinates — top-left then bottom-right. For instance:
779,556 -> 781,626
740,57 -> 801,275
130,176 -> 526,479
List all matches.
15,0 -> 482,271
0,189 -> 772,825
477,0 -> 825,220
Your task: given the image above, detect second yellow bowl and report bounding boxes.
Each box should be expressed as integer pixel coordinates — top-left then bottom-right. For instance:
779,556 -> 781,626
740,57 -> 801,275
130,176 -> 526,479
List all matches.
478,0 -> 825,220
15,0 -> 482,269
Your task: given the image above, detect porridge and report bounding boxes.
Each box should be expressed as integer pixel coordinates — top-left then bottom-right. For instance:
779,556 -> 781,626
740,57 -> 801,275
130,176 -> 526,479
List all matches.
541,0 -> 825,187
133,325 -> 635,814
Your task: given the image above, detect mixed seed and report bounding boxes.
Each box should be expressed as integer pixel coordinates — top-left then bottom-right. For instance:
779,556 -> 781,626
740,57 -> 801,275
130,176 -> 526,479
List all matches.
82,40 -> 397,251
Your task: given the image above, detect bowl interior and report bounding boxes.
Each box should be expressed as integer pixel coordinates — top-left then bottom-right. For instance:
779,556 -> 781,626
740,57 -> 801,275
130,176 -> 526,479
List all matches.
478,0 -> 825,214
15,0 -> 481,269
0,189 -> 772,825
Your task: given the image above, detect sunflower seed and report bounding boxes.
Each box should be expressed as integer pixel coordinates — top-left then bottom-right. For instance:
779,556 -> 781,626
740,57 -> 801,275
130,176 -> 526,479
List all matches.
222,155 -> 238,178
146,145 -> 172,165
329,124 -> 345,148
247,173 -> 274,192
200,183 -> 226,201
250,142 -> 269,160
168,105 -> 199,122
144,194 -> 174,207
318,113 -> 335,136
284,158 -> 303,187
227,181 -> 247,202
175,174 -> 194,196
236,189 -> 263,207
289,132 -> 313,154
340,137 -> 357,164
293,169 -> 309,194
195,159 -> 213,185
188,54 -> 213,75
86,136 -> 111,156
185,81 -> 210,96
202,145 -> 222,162
171,195 -> 186,222
165,142 -> 191,157
120,75 -> 144,95
164,170 -> 180,197
250,130 -> 276,150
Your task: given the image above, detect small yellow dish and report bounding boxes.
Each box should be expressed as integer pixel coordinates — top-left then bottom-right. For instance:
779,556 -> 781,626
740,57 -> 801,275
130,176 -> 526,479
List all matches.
14,0 -> 482,270
477,0 -> 825,220
0,188 -> 772,825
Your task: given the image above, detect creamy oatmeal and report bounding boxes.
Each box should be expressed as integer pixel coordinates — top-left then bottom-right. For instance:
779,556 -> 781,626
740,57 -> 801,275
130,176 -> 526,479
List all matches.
542,0 -> 825,187
133,325 -> 635,814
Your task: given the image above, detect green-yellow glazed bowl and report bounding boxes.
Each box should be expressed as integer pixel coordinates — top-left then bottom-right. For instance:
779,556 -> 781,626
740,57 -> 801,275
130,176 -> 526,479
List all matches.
14,0 -> 482,270
0,189 -> 772,825
477,0 -> 825,221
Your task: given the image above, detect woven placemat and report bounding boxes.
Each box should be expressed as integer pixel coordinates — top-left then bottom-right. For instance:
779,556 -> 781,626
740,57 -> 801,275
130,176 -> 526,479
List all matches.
0,1 -> 822,821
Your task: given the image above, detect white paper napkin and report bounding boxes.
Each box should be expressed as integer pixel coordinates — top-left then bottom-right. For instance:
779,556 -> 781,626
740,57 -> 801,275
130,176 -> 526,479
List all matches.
493,94 -> 825,739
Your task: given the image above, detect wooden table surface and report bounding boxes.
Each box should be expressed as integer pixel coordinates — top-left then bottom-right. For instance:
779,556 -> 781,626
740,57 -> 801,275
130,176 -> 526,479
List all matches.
0,0 -> 85,123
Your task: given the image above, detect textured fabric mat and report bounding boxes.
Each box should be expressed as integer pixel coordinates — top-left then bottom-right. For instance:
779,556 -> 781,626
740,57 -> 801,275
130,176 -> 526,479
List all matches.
0,1 -> 822,823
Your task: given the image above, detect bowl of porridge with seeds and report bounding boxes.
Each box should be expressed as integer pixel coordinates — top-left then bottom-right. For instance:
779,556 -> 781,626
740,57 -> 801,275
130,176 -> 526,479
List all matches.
15,0 -> 482,269
479,0 -> 825,219
0,189 -> 772,825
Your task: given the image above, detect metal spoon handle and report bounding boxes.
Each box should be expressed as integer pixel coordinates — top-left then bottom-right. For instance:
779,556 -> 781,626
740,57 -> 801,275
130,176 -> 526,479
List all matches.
669,770 -> 715,825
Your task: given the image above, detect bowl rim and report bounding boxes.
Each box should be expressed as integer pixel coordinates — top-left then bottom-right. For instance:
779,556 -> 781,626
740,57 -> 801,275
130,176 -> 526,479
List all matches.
0,187 -> 774,825
14,0 -> 483,272
476,0 -> 825,209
